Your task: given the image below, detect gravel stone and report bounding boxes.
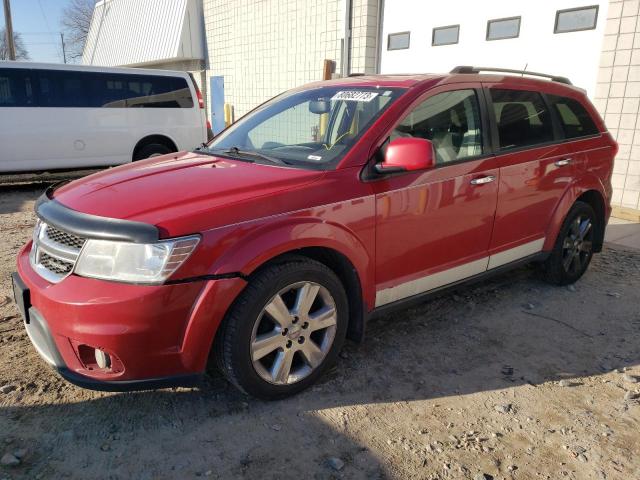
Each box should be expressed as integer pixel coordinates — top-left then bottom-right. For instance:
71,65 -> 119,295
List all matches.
1,453 -> 20,466
327,457 -> 345,471
0,385 -> 16,394
622,374 -> 638,384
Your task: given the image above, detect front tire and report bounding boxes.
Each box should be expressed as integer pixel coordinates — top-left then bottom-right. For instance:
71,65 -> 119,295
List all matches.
213,259 -> 348,399
541,201 -> 597,285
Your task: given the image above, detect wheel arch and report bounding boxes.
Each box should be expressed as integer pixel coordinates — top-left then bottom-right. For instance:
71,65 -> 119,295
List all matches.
544,177 -> 609,253
205,219 -> 375,343
132,134 -> 179,161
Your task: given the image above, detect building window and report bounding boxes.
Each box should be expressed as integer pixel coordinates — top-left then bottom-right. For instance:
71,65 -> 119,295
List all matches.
486,16 -> 521,41
432,25 -> 460,46
388,32 -> 410,50
554,5 -> 598,33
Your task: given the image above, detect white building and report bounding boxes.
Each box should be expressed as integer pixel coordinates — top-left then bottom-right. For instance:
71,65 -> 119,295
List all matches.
83,0 -> 639,214
379,0 -> 638,212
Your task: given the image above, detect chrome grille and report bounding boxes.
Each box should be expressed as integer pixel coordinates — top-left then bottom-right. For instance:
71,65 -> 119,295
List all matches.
30,221 -> 86,283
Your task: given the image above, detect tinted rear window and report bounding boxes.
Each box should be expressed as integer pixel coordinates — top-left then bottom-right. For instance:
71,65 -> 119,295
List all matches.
0,68 -> 193,108
491,89 -> 554,150
0,69 -> 35,107
548,94 -> 599,139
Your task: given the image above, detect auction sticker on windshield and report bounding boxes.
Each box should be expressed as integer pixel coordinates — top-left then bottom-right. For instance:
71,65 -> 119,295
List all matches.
331,91 -> 379,102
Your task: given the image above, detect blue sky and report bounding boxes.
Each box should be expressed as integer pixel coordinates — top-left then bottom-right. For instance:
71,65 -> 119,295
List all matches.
1,0 -> 68,63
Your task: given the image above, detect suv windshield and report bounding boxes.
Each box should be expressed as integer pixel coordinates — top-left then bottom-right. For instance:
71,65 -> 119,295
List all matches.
203,86 -> 405,168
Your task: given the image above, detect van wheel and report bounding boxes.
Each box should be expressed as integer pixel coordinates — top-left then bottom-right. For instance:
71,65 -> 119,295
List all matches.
541,201 -> 596,286
133,143 -> 173,161
213,259 -> 348,399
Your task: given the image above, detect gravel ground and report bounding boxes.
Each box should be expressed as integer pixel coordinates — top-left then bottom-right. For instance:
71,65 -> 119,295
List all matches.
0,174 -> 639,480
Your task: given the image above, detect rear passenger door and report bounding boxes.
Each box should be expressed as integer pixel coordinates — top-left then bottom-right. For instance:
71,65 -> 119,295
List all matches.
484,86 -> 573,266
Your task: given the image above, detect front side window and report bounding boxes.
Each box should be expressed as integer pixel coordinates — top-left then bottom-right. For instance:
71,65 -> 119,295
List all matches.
491,89 -> 554,150
391,89 -> 483,164
432,25 -> 460,46
487,17 -> 521,41
548,94 -> 599,139
555,5 -> 598,33
206,86 -> 404,169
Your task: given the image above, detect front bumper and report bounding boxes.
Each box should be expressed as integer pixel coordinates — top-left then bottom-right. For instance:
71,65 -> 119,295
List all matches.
14,245 -> 247,391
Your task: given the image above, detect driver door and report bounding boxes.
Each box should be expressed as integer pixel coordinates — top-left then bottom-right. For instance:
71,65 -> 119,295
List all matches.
373,85 -> 499,308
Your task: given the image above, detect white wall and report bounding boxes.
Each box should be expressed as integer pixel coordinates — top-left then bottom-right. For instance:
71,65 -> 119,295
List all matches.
380,0 -> 610,97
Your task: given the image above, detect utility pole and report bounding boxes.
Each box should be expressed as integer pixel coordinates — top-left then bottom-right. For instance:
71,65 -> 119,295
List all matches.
3,0 -> 16,60
60,32 -> 67,64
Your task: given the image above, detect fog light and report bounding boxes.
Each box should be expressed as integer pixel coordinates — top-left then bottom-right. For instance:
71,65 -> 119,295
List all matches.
95,349 -> 111,369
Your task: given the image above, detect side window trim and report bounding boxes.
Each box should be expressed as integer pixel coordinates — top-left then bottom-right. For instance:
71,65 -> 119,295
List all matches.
540,92 -> 565,142
483,85 -> 563,154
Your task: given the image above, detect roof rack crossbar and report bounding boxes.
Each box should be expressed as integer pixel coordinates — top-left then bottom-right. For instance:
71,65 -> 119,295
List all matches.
450,66 -> 572,85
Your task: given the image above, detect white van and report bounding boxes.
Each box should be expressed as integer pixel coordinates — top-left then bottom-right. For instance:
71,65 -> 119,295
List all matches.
0,62 -> 211,173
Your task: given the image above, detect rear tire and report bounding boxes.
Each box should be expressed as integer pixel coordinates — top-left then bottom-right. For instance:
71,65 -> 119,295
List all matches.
541,201 -> 597,285
133,143 -> 173,161
213,259 -> 348,400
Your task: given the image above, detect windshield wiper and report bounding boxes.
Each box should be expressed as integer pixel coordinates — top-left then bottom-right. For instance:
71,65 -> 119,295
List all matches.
222,146 -> 291,166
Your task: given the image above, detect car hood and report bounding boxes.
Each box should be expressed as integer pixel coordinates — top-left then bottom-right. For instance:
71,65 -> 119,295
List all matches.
51,151 -> 326,236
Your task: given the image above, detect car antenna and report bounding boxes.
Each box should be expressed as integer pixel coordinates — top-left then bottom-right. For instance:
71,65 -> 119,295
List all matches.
522,63 -> 528,77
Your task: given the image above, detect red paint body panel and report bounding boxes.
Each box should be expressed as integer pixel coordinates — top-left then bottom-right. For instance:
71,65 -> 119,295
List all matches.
373,158 -> 499,289
16,73 -> 617,386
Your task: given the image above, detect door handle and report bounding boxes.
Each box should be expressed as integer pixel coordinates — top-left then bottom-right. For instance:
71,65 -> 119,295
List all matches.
555,158 -> 572,167
470,175 -> 496,185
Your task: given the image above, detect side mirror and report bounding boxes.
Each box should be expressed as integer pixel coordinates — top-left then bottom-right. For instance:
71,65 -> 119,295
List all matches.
375,137 -> 435,174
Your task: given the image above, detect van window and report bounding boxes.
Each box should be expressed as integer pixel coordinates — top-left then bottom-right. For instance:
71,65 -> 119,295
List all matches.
37,70 -> 89,107
548,94 -> 599,139
0,69 -> 35,107
90,73 -> 194,108
490,89 -> 554,150
34,70 -> 193,108
391,89 -> 483,164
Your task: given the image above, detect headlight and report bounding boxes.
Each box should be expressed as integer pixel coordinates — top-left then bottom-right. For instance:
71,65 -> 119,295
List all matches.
74,235 -> 200,284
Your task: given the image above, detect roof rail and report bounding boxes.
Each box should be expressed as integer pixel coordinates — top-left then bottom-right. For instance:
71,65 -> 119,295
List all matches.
450,66 -> 572,85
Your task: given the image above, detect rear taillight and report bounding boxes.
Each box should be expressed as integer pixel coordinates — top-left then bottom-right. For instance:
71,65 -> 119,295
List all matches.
206,119 -> 212,130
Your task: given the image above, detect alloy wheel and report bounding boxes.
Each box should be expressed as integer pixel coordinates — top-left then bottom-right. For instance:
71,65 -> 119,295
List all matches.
250,281 -> 338,385
561,214 -> 593,275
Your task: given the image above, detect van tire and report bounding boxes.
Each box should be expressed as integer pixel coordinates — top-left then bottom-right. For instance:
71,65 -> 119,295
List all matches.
540,201 -> 597,286
213,259 -> 348,400
133,143 -> 173,161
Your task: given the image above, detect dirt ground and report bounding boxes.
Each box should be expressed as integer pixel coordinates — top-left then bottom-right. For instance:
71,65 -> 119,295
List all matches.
0,174 -> 639,480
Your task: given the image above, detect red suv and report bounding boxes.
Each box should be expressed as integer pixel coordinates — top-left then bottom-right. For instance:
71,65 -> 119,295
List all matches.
13,66 -> 616,399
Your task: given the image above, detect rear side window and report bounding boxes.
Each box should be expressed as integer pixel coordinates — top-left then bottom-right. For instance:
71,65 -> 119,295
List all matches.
90,73 -> 194,109
490,89 -> 554,150
34,70 -> 193,108
548,94 -> 599,139
0,69 -> 35,107
391,89 -> 483,164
